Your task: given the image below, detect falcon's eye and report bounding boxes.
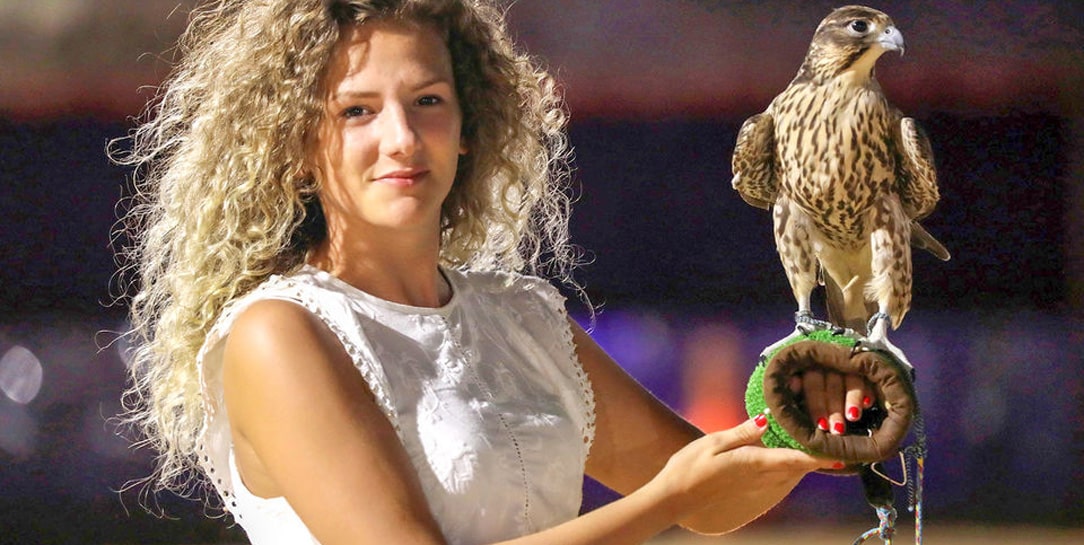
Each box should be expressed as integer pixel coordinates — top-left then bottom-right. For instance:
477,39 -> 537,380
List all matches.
849,20 -> 870,33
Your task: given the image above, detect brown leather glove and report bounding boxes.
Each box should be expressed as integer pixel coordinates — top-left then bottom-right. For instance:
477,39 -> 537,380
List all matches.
760,339 -> 916,473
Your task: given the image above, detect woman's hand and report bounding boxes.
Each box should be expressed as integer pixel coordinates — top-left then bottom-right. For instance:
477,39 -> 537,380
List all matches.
645,416 -> 841,535
789,369 -> 876,436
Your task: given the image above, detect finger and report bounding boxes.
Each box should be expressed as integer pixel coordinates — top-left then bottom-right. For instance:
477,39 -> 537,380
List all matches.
824,371 -> 845,435
802,370 -> 828,432
754,447 -> 845,473
844,374 -> 865,422
707,414 -> 769,454
773,452 -> 847,473
788,374 -> 802,395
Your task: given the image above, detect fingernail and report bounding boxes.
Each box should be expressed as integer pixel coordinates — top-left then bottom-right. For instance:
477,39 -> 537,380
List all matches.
817,417 -> 828,431
754,413 -> 768,428
832,461 -> 846,470
832,421 -> 845,435
862,396 -> 872,408
846,406 -> 860,421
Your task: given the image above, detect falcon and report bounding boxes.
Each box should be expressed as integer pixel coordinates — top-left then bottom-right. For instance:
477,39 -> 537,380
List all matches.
731,5 -> 949,347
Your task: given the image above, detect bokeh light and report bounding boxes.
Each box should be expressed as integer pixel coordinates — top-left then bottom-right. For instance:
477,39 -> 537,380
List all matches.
0,345 -> 43,405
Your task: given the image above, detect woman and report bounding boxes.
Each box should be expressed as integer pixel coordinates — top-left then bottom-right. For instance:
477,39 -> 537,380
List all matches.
113,1 -> 871,544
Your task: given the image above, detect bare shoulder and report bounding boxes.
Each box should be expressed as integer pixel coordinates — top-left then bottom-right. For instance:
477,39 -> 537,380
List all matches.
223,298 -> 347,379
226,298 -> 328,355
220,297 -> 362,436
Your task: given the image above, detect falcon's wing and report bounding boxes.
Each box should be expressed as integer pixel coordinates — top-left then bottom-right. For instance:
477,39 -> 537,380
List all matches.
896,116 -> 951,261
731,112 -> 778,210
895,116 -> 940,220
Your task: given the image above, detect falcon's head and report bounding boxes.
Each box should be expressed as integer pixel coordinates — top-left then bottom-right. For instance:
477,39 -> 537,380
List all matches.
797,5 -> 904,84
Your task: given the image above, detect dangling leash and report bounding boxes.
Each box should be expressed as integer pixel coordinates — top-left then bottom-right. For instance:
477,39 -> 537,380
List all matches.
852,412 -> 926,545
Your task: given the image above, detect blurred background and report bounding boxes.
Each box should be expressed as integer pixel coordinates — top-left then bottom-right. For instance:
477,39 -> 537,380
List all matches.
1,1 -> 1081,543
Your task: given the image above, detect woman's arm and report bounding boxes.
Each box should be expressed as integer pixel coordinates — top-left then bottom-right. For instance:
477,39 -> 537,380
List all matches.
222,302 -> 836,545
569,319 -> 839,535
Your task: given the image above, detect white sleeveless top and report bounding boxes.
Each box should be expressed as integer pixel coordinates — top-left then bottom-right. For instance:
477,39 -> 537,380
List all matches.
196,265 -> 596,545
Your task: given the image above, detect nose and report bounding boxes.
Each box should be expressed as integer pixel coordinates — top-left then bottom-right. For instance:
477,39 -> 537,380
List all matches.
379,104 -> 417,158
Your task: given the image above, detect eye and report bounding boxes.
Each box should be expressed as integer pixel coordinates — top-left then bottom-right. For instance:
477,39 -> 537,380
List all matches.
342,105 -> 372,118
417,95 -> 443,107
849,20 -> 870,33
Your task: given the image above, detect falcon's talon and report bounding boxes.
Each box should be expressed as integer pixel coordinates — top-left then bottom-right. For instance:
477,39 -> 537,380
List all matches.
866,312 -> 891,335
860,336 -> 914,373
794,311 -> 833,331
764,329 -> 809,356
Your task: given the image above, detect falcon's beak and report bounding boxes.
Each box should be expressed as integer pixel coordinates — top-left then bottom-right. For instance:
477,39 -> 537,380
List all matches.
879,25 -> 906,56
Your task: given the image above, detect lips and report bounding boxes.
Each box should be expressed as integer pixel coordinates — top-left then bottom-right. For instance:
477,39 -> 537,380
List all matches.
374,168 -> 428,187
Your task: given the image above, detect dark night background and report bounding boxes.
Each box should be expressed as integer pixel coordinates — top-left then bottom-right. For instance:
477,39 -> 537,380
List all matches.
0,1 -> 1082,543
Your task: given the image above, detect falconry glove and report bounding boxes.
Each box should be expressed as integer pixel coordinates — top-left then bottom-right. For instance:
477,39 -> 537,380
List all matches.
744,326 -> 917,474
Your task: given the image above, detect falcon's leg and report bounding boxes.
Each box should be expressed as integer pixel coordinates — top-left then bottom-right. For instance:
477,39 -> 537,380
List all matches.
864,310 -> 913,371
773,198 -> 827,332
866,194 -> 913,343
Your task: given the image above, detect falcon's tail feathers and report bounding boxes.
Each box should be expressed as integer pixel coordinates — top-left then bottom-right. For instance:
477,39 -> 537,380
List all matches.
911,221 -> 951,261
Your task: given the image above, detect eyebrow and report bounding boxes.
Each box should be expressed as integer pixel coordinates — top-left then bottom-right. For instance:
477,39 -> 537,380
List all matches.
331,75 -> 454,101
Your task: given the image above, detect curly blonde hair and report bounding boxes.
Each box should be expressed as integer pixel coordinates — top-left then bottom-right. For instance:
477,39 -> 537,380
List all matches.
112,0 -> 578,496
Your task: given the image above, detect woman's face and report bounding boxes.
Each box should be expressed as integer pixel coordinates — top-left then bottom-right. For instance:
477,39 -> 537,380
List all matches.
312,21 -> 465,238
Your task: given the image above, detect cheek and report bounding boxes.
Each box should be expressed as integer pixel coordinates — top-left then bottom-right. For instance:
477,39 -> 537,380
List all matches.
320,130 -> 380,183
339,128 -> 377,159
421,110 -> 464,151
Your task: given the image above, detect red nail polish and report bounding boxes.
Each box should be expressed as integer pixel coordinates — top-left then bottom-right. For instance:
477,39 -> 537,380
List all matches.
833,421 -> 845,434
832,461 -> 846,470
862,396 -> 872,408
817,417 -> 828,431
754,413 -> 768,428
847,406 -> 860,421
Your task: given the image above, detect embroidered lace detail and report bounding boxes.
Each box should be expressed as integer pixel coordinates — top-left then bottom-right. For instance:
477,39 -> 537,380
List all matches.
269,275 -> 403,435
525,278 -> 597,456
444,313 -> 536,532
